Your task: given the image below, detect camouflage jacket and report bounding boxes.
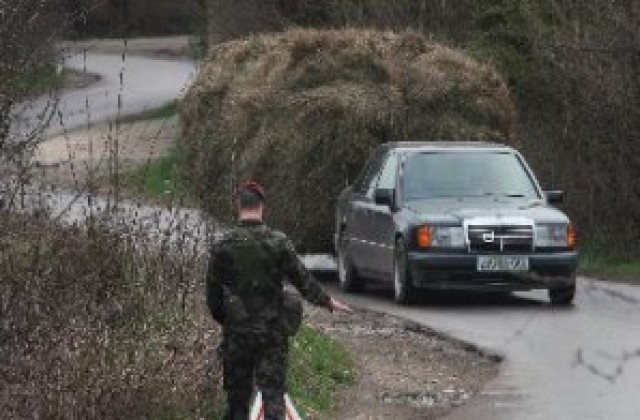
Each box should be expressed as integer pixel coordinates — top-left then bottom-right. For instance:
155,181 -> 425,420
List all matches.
206,220 -> 331,333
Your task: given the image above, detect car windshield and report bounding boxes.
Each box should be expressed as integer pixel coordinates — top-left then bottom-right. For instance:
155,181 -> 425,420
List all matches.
402,151 -> 540,200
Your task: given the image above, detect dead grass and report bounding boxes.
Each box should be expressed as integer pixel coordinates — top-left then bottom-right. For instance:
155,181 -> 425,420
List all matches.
181,28 -> 516,251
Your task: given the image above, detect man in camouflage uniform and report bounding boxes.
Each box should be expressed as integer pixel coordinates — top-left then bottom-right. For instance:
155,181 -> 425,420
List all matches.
207,181 -> 351,420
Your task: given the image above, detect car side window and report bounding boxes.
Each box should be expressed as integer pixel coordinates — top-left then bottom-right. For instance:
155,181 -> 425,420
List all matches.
353,150 -> 384,195
376,152 -> 398,191
363,152 -> 392,199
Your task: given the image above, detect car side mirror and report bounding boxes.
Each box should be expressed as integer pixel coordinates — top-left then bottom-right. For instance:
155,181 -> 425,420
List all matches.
545,190 -> 564,205
374,188 -> 395,209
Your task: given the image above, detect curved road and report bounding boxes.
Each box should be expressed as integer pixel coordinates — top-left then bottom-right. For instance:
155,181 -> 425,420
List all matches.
318,274 -> 640,420
12,52 -> 196,138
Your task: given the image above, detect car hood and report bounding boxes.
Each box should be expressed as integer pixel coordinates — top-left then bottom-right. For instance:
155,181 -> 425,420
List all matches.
405,197 -> 570,225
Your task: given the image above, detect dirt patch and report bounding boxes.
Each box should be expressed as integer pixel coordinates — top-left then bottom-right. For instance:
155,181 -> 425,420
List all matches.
305,305 -> 500,419
35,117 -> 177,187
57,36 -> 194,60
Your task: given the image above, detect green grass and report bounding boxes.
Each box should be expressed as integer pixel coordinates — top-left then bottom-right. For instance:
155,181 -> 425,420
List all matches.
103,101 -> 182,199
579,252 -> 640,284
118,101 -> 179,124
188,37 -> 209,61
288,324 -> 355,418
11,64 -> 64,97
120,148 -> 185,198
147,324 -> 355,419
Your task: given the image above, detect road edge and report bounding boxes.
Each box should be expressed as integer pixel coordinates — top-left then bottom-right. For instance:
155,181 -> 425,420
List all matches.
401,319 -> 504,363
312,268 -> 506,363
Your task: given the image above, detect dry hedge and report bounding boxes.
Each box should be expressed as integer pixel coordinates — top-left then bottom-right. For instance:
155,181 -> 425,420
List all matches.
0,214 -> 220,418
181,29 -> 516,250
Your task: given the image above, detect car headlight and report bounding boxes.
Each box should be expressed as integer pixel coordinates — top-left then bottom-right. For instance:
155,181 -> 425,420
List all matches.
428,226 -> 465,248
535,223 -> 576,248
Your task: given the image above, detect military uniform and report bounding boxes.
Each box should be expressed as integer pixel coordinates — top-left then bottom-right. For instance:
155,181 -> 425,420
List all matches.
206,219 -> 331,420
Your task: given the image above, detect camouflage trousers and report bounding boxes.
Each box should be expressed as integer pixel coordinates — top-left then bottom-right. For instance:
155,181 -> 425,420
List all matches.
222,329 -> 289,420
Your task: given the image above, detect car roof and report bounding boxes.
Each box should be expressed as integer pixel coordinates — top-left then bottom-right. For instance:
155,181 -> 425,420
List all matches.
379,141 -> 515,153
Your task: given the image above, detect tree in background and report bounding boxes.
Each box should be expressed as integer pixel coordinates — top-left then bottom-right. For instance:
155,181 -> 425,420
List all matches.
473,0 -> 639,253
65,0 -> 206,39
0,0 -> 60,118
1,0 -> 62,202
203,0 -> 639,255
206,0 -> 283,44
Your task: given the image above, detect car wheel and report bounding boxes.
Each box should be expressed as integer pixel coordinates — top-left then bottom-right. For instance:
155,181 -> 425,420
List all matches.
549,277 -> 576,305
337,234 -> 365,293
393,238 -> 416,305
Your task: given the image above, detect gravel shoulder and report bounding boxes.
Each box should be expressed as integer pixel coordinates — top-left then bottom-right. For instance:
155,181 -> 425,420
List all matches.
305,305 -> 500,419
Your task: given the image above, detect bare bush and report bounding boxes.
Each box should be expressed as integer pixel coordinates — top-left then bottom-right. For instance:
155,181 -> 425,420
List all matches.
1,0 -> 61,215
2,3 -> 223,416
0,211 -> 220,418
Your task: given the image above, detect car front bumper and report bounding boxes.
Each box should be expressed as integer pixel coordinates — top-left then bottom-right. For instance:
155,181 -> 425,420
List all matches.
407,251 -> 578,291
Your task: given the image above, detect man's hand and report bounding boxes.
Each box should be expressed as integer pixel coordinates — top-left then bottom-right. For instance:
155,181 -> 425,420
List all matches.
329,297 -> 353,314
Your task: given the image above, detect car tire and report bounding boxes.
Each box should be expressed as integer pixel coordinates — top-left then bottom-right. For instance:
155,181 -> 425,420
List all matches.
393,238 -> 416,305
337,234 -> 365,293
549,277 -> 576,305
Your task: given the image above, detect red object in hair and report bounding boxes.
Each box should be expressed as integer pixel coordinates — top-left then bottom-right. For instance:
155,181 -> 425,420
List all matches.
238,180 -> 266,199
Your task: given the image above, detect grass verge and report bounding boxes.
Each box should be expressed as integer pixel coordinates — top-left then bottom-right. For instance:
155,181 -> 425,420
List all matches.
92,101 -> 182,200
289,324 -> 355,418
578,252 -> 640,284
118,100 -> 179,124
140,321 -> 355,420
196,324 -> 356,420
120,147 -> 184,197
13,63 -> 64,97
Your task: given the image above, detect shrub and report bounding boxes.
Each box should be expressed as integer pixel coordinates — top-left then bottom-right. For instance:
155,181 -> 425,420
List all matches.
181,28 -> 516,251
0,214 -> 220,418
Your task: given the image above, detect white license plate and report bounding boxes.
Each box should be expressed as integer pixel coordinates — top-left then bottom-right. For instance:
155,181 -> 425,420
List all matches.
477,255 -> 529,272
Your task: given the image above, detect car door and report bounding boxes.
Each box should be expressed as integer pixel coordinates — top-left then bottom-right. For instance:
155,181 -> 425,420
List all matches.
345,150 -> 385,273
368,151 -> 399,279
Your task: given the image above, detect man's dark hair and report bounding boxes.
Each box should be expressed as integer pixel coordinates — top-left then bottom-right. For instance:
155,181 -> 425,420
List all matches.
238,188 -> 263,209
237,181 -> 265,210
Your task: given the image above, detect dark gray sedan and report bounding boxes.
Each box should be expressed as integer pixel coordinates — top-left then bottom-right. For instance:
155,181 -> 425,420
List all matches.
335,142 -> 578,305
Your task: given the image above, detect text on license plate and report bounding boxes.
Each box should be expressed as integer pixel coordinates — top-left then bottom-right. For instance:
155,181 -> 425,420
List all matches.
477,256 -> 529,272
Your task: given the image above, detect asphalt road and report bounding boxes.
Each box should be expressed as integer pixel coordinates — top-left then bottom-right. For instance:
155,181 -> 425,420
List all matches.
318,273 -> 640,420
11,52 -> 196,138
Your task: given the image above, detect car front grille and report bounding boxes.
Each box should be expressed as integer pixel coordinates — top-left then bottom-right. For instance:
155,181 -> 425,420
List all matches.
467,224 -> 534,253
